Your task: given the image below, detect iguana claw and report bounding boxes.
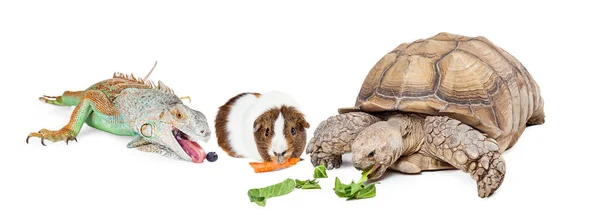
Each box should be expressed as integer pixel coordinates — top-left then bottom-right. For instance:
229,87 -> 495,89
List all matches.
180,96 -> 191,103
65,137 -> 78,145
25,135 -> 43,145
26,128 -> 77,146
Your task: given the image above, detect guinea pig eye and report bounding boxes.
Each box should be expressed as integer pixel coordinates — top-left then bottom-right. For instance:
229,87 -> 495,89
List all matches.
265,128 -> 270,137
291,127 -> 296,135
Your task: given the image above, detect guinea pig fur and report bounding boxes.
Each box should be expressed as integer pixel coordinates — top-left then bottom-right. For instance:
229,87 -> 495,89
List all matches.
215,91 -> 310,163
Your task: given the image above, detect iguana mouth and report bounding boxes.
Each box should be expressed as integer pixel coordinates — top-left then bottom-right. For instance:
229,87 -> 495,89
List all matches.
172,128 -> 206,163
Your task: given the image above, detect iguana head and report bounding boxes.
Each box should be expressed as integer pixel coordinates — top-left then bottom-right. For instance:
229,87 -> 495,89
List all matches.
136,103 -> 211,163
116,79 -> 212,163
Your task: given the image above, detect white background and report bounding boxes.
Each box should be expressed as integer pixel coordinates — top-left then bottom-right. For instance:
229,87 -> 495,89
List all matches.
1,0 -> 598,221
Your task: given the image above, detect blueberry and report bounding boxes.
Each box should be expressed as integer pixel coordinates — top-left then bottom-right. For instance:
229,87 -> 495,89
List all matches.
206,152 -> 218,162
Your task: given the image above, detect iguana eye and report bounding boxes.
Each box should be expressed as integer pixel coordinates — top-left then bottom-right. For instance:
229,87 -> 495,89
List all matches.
141,124 -> 153,137
176,112 -> 183,119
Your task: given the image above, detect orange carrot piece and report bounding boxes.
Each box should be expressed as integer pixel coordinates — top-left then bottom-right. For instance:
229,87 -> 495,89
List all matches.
249,158 -> 301,173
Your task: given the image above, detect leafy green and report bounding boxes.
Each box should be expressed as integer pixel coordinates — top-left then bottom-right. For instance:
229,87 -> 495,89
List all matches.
313,164 -> 328,178
295,179 -> 321,189
248,165 -> 377,206
334,177 -> 348,197
349,181 -> 361,196
248,178 -> 323,206
332,166 -> 378,200
359,166 -> 373,183
248,178 -> 296,206
354,184 -> 376,199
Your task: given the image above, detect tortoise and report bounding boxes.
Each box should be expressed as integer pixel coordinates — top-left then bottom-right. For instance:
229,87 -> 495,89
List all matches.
306,32 -> 545,198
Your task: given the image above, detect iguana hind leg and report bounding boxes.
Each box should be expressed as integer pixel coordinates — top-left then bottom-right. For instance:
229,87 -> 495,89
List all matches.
27,90 -> 119,145
423,116 -> 506,198
306,112 -> 381,169
39,90 -> 84,106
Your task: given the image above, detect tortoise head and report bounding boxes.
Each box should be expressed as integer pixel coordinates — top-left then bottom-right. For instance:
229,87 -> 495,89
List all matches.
351,121 -> 405,180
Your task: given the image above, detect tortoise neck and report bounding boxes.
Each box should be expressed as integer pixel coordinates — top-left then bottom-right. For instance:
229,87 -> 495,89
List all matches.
386,114 -> 426,158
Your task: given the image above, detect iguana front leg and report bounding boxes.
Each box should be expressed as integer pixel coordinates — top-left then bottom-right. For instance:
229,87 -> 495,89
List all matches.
26,90 -> 119,145
306,112 -> 381,169
423,116 -> 506,198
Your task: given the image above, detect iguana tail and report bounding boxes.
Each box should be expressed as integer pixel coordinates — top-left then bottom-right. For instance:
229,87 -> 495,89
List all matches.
143,61 -> 158,82
40,61 -> 158,107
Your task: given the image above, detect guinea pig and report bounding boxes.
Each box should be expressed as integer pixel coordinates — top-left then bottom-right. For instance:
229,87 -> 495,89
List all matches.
215,91 -> 310,164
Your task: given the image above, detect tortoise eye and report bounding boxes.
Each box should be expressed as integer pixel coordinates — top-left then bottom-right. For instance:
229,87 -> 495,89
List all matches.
367,150 -> 376,158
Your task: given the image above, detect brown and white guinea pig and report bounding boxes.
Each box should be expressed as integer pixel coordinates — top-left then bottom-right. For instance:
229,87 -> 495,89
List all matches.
215,91 -> 310,164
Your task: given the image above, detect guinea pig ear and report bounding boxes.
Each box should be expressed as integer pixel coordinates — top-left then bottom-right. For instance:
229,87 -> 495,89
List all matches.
253,120 -> 261,132
300,117 -> 310,129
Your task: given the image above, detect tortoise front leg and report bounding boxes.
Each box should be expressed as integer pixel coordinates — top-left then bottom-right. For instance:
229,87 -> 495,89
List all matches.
423,116 -> 506,198
306,112 -> 381,169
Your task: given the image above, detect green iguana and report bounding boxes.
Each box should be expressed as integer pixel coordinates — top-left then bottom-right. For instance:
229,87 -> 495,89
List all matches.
26,62 -> 211,163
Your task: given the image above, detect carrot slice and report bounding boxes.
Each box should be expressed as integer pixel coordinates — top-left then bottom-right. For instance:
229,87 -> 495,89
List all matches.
249,158 -> 301,173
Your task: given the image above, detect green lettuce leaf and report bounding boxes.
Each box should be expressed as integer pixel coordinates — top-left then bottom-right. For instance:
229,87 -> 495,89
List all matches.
295,179 -> 321,189
359,165 -> 375,184
334,177 -> 349,197
333,167 -> 378,201
300,183 -> 321,189
313,164 -> 328,178
355,184 -> 376,199
248,178 -> 296,207
349,181 -> 361,197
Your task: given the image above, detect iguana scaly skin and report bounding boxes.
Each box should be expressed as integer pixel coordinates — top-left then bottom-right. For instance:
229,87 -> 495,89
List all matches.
26,63 -> 211,163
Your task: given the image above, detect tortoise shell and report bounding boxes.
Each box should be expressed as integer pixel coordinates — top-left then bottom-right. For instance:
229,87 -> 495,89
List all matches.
339,32 -> 544,151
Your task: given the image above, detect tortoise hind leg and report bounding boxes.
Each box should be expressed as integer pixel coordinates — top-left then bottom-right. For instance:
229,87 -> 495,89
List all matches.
306,112 -> 381,169
423,116 -> 506,198
527,108 -> 545,126
527,94 -> 545,126
389,152 -> 455,174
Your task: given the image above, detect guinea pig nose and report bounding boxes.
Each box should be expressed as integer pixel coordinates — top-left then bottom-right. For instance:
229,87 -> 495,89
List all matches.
200,130 -> 205,134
